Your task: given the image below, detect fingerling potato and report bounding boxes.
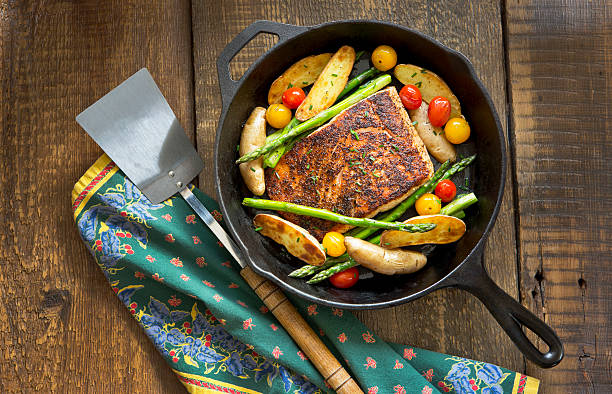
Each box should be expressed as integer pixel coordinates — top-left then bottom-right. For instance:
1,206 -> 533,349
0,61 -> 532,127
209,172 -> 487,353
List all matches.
295,46 -> 355,121
268,53 -> 332,105
344,237 -> 427,275
239,107 -> 267,195
254,214 -> 326,266
394,64 -> 461,119
380,215 -> 466,248
409,101 -> 457,163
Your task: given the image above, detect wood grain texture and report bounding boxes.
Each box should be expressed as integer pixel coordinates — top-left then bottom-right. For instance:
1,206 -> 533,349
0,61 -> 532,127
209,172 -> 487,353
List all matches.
0,1 -> 193,392
240,267 -> 363,393
505,0 -> 612,392
192,0 -> 523,374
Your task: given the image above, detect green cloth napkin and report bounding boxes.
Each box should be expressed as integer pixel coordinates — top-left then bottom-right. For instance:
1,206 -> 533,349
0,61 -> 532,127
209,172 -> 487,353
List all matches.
72,155 -> 539,394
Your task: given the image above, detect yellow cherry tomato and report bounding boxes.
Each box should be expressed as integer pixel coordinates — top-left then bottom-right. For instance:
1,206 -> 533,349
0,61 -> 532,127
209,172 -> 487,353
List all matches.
415,193 -> 442,216
266,104 -> 292,129
371,45 -> 397,71
444,117 -> 471,144
322,231 -> 346,257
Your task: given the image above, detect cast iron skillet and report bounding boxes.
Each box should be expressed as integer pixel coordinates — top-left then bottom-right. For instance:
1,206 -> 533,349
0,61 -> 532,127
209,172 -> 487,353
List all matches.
214,20 -> 563,368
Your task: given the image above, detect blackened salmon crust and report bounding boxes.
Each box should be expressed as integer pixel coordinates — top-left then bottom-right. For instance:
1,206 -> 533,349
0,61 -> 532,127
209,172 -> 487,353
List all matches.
265,87 -> 433,240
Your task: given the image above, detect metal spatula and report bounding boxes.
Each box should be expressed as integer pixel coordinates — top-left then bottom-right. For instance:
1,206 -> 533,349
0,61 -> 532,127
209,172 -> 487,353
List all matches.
76,69 -> 362,394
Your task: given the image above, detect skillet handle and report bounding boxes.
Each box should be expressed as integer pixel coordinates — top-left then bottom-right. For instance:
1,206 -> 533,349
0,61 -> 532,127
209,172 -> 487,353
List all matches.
216,20 -> 309,108
451,259 -> 564,368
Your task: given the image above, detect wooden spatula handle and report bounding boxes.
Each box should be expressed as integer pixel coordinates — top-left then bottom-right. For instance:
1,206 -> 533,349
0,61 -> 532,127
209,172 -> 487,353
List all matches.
240,266 -> 363,394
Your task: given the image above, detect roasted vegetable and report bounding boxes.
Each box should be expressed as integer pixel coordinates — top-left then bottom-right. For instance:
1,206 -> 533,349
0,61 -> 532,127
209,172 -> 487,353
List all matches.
415,193 -> 442,216
371,45 -> 397,71
380,215 -> 466,248
394,64 -> 461,119
253,214 -> 326,266
440,193 -> 478,216
236,74 -> 392,164
263,118 -> 300,168
238,107 -> 267,195
266,103 -> 292,129
336,66 -> 379,101
444,117 -> 471,144
329,266 -> 359,288
296,46 -> 355,121
242,198 -> 437,232
344,237 -> 427,275
322,231 -> 346,257
307,258 -> 358,284
409,101 -> 457,163
268,53 -> 332,104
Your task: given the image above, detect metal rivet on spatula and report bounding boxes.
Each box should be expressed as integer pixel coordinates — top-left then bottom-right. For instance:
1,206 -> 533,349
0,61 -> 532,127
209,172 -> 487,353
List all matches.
176,181 -> 183,188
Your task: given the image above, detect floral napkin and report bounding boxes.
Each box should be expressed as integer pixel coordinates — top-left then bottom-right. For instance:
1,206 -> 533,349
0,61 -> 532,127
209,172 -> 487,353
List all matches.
72,155 -> 539,394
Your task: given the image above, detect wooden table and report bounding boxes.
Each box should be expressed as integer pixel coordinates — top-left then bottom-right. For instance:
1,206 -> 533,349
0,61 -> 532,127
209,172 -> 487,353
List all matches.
1,1 -> 609,392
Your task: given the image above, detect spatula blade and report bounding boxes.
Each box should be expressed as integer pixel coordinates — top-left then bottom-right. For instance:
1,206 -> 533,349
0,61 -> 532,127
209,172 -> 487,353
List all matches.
76,68 -> 203,204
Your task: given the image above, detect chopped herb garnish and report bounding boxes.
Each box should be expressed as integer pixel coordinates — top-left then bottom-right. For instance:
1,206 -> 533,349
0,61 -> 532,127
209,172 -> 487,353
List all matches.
303,64 -> 308,68
384,242 -> 391,246
250,167 -> 256,172
465,177 -> 469,187
306,164 -> 310,170
349,148 -> 357,152
330,81 -> 334,86
379,144 -> 385,148
415,81 -> 422,88
355,189 -> 362,193
310,175 -> 319,183
433,130 -> 438,136
254,227 -> 263,232
448,227 -> 451,232
350,129 -> 360,140
316,190 -> 321,197
309,104 -> 313,110
412,121 -> 418,126
364,111 -> 369,117
459,153 -> 465,160
302,81 -> 308,84
392,145 -> 399,152
349,161 -> 362,168
356,181 -> 362,186
287,83 -> 293,88
373,172 -> 382,178
420,69 -> 427,74
359,166 -> 366,175
296,237 -> 300,243
369,155 -> 375,162
275,172 -> 280,179
411,72 -> 417,77
331,73 -> 338,77
306,149 -> 312,155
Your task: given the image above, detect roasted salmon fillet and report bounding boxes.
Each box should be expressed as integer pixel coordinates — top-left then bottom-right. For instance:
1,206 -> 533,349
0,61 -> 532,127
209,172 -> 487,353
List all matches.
265,87 -> 434,240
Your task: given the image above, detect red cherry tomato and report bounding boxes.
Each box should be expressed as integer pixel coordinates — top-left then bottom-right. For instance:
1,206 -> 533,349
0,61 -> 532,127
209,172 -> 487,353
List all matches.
282,87 -> 306,109
435,179 -> 457,203
329,267 -> 359,289
428,96 -> 451,127
399,84 -> 422,110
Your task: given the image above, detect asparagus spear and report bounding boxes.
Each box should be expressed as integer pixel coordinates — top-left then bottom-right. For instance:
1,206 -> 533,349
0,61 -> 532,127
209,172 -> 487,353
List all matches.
308,258 -> 359,284
288,257 -> 344,278
440,193 -> 478,216
263,118 -> 300,168
336,67 -> 380,101
243,198 -> 436,232
236,74 -> 392,164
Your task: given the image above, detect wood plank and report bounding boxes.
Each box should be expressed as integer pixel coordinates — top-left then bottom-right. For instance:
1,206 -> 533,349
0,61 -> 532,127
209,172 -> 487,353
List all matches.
505,0 -> 611,392
192,0 -> 523,372
0,1 -> 192,391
